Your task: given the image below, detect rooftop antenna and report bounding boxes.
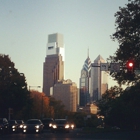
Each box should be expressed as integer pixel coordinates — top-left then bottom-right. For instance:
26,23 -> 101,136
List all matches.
87,47 -> 89,58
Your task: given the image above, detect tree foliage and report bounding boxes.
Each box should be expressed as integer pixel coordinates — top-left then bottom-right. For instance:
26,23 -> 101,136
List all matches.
0,54 -> 30,118
98,86 -> 123,117
49,97 -> 66,119
108,0 -> 140,84
98,83 -> 140,129
30,90 -> 50,119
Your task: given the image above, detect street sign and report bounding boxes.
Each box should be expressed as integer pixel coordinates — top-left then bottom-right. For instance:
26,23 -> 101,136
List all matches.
100,63 -> 109,71
110,63 -> 120,72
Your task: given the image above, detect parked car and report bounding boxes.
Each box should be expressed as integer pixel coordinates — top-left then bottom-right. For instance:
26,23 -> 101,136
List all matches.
23,119 -> 44,133
51,119 -> 70,133
0,118 -> 9,134
16,120 -> 24,132
41,118 -> 54,129
8,120 -> 19,133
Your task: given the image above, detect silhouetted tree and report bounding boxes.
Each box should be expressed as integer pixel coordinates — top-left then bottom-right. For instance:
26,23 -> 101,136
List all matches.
98,83 -> 140,129
119,82 -> 140,129
0,54 -> 30,119
98,86 -> 123,117
49,97 -> 66,119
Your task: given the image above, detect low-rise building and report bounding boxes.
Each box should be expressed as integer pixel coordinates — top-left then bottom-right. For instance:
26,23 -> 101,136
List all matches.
53,79 -> 78,112
78,103 -> 98,114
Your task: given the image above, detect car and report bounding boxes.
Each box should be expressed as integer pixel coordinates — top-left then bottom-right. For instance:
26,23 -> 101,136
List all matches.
41,118 -> 54,130
112,126 -> 120,129
69,122 -> 75,129
0,118 -> 9,134
23,119 -> 44,133
96,125 -> 104,129
51,119 -> 70,133
8,120 -> 19,133
16,120 -> 24,132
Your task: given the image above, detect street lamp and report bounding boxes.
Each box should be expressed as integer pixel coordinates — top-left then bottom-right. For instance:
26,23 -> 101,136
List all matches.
41,95 -> 47,119
29,86 -> 41,91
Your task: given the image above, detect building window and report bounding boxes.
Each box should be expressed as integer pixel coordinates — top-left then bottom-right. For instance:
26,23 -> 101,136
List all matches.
81,82 -> 85,86
81,78 -> 85,82
48,46 -> 54,49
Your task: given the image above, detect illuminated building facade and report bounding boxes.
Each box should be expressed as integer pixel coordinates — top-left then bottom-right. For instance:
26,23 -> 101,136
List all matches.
43,33 -> 64,96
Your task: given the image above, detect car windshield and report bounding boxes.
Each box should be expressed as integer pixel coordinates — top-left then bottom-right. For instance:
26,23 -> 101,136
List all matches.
17,120 -> 23,124
55,120 -> 67,124
26,120 -> 40,124
9,120 -> 16,124
42,120 -> 53,123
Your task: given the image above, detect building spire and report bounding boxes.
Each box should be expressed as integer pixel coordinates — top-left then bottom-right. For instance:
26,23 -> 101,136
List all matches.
87,47 -> 89,58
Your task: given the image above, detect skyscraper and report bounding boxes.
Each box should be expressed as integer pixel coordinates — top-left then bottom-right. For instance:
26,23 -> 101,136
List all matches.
91,55 -> 108,101
79,53 -> 91,106
43,33 -> 65,96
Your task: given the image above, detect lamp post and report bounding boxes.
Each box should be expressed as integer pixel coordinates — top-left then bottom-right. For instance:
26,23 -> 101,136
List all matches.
41,95 -> 46,119
29,86 -> 41,91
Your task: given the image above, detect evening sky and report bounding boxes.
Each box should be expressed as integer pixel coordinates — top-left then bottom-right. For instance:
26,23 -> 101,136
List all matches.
0,0 -> 128,90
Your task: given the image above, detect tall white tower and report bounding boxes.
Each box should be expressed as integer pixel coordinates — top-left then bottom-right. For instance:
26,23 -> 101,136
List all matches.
43,33 -> 65,96
47,33 -> 65,61
91,55 -> 108,101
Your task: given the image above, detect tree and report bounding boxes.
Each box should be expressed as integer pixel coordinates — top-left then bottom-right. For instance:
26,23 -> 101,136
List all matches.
0,54 -> 30,119
98,83 -> 140,129
108,0 -> 140,84
120,82 -> 140,129
30,90 -> 49,119
98,86 -> 123,117
49,97 -> 66,119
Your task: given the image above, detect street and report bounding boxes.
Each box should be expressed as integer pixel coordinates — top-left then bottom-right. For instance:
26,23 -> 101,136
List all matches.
1,129 -> 140,140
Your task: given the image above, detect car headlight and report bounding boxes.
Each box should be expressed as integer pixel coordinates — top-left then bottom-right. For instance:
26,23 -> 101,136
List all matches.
52,124 -> 57,129
20,125 -> 23,128
65,124 -> 69,129
71,124 -> 74,128
49,123 -> 52,127
35,125 -> 39,129
12,125 -> 16,128
23,125 -> 27,129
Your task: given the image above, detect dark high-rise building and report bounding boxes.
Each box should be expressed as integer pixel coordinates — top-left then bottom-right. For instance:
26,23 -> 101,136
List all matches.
79,53 -> 91,106
43,33 -> 64,96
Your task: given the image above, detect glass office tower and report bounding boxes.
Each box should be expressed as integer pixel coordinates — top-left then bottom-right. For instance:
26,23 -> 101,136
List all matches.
79,56 -> 91,106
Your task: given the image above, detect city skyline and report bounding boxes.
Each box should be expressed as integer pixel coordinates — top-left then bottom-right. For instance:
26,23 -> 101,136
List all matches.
0,0 -> 129,91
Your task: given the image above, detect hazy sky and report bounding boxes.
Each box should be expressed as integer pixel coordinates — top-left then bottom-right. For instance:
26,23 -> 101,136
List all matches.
0,0 -> 129,91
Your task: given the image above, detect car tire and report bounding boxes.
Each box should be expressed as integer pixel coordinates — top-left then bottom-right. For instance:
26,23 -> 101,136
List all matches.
22,131 -> 26,134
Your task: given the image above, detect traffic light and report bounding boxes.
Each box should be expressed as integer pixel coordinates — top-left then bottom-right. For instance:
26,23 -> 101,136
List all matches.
126,60 -> 135,80
127,60 -> 134,72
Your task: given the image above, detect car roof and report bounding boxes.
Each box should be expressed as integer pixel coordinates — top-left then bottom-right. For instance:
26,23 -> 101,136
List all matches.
55,119 -> 67,121
9,120 -> 17,122
27,119 -> 40,121
0,118 -> 7,120
42,118 -> 54,120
